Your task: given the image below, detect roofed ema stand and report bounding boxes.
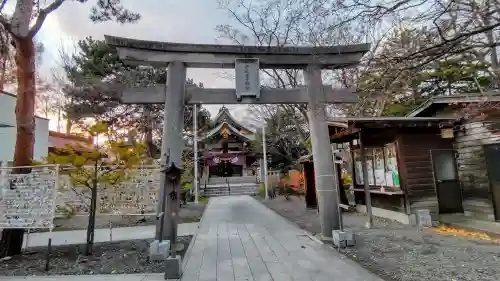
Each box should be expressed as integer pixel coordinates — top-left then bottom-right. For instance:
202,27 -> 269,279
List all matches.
104,35 -> 370,246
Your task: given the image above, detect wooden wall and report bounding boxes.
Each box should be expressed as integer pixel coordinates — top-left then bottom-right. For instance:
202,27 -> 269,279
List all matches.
398,128 -> 454,219
455,121 -> 500,221
413,105 -> 500,221
360,128 -> 397,146
354,192 -> 405,212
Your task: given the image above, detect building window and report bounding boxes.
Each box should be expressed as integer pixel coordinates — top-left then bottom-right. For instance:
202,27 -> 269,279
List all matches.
353,142 -> 400,188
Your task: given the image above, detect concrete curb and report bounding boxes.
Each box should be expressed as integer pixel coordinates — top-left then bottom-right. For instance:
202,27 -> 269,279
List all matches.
306,233 -> 325,245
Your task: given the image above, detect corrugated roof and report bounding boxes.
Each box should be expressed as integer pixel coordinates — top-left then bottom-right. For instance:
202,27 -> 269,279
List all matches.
406,91 -> 500,117
328,116 -> 457,123
327,116 -> 457,130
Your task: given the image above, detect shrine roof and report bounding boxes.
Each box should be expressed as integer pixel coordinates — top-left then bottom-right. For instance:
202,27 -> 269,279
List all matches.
213,106 -> 253,132
200,122 -> 255,142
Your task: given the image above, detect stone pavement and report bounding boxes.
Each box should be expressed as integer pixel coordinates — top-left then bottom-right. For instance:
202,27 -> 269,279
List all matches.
23,223 -> 199,248
181,196 -> 384,281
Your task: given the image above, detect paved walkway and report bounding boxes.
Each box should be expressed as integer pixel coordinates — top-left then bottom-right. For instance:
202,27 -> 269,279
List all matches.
23,223 -> 199,248
181,196 -> 384,281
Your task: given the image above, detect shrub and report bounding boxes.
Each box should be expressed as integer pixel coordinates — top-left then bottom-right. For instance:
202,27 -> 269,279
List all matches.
341,168 -> 353,186
181,183 -> 194,205
297,184 -> 305,196
258,183 -> 266,198
56,204 -> 76,219
277,180 -> 295,200
199,196 -> 209,204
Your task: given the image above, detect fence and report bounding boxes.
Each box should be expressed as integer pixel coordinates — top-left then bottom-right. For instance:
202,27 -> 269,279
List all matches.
256,168 -> 282,183
56,165 -> 161,216
0,164 -> 59,229
0,163 -> 163,227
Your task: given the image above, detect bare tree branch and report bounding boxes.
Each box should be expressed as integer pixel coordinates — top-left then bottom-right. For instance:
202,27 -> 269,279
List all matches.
29,0 -> 67,38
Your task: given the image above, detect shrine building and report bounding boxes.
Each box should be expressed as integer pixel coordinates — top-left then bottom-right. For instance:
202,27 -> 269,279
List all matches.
199,107 -> 258,179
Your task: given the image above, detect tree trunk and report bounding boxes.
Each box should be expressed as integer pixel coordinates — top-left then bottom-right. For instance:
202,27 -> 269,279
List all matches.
13,37 -> 35,167
65,119 -> 72,135
0,55 -> 7,91
57,104 -> 61,132
144,106 -> 155,157
0,229 -> 25,258
0,37 -> 36,258
86,184 -> 98,255
484,0 -> 499,86
86,160 -> 99,255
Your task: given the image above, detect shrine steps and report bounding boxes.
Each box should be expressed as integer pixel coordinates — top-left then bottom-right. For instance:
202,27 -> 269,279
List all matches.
201,177 -> 260,197
207,176 -> 259,185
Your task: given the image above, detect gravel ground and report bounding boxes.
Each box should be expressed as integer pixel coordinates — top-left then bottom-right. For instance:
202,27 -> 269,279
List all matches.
0,236 -> 192,276
261,196 -> 500,281
47,203 -> 206,232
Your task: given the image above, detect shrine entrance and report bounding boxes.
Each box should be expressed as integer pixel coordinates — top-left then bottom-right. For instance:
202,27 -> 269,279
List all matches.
219,162 -> 233,177
213,161 -> 239,177
105,35 -> 370,240
209,161 -> 238,177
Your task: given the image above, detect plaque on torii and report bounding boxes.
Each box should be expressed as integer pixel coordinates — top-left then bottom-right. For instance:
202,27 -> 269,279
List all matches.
234,58 -> 260,101
104,35 -> 370,242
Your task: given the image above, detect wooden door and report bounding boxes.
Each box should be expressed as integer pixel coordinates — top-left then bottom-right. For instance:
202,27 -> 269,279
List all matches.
303,163 -> 317,209
484,144 -> 500,221
431,150 -> 464,214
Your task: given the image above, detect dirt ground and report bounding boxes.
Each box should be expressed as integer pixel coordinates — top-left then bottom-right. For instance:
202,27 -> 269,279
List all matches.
261,196 -> 500,281
49,202 -> 206,232
1,236 -> 192,276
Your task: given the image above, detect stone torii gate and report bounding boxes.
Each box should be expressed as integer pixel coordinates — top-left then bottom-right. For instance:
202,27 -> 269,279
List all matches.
105,35 -> 369,243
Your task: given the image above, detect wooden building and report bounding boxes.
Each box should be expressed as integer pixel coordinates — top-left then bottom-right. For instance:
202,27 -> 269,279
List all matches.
199,107 -> 257,178
328,117 -> 460,224
407,93 -> 500,222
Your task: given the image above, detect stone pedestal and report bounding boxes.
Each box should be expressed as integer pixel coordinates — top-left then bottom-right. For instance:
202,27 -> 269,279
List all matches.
164,255 -> 182,280
409,209 -> 433,228
332,229 -> 355,248
149,240 -> 170,261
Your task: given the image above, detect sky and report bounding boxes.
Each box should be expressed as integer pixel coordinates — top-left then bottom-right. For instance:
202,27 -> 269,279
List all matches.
33,0 -> 251,129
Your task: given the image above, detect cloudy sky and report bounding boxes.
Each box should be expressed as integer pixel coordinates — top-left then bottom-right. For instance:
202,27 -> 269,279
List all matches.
34,0 -> 251,127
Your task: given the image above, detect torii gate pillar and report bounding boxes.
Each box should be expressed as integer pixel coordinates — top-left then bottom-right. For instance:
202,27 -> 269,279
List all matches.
156,61 -> 186,242
305,64 -> 340,238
